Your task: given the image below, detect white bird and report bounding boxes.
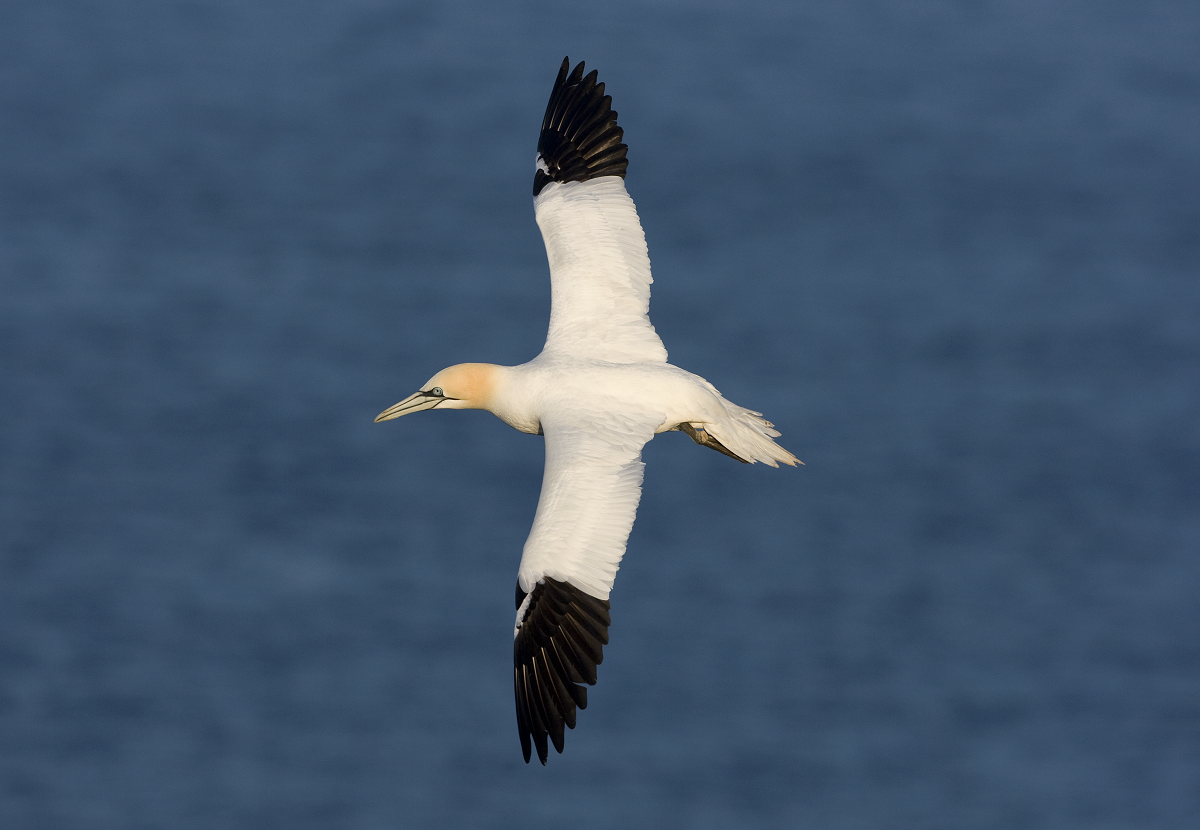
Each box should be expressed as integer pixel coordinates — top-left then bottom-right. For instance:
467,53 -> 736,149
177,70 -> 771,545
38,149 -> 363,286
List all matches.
376,57 -> 800,764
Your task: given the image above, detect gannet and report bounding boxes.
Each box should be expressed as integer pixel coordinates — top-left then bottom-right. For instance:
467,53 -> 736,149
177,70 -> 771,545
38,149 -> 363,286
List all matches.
376,57 -> 800,765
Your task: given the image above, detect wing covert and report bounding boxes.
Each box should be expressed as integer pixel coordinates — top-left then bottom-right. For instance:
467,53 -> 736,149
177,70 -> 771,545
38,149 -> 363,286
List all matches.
516,413 -> 654,599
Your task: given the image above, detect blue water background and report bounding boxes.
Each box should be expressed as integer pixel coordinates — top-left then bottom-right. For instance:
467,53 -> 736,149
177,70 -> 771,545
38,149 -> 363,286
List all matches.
2,1 -> 1198,827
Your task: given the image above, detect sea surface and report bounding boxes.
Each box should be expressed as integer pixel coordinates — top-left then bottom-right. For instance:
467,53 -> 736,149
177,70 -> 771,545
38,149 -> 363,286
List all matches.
2,1 -> 1198,827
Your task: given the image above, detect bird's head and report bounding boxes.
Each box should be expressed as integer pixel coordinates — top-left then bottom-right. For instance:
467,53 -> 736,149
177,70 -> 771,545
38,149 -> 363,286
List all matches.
374,363 -> 499,422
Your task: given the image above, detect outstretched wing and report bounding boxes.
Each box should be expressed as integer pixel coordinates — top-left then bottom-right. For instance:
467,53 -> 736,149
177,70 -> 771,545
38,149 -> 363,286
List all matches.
533,57 -> 668,365
512,411 -> 657,764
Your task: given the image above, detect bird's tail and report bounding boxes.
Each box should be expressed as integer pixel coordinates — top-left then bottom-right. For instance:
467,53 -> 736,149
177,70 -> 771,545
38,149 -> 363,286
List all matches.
706,401 -> 802,468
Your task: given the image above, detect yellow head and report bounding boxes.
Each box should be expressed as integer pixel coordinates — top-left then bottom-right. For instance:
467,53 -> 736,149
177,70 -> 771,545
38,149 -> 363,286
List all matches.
374,363 -> 499,422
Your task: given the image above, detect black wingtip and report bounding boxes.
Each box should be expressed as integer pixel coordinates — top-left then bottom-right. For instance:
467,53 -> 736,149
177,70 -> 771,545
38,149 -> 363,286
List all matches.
533,57 -> 629,196
513,577 -> 612,764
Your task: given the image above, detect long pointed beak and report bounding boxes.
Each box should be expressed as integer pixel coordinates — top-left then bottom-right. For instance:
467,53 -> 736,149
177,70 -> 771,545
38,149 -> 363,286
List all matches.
374,392 -> 445,422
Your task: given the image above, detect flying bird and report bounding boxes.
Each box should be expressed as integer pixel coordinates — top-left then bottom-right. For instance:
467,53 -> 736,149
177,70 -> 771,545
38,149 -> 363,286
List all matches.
376,57 -> 800,765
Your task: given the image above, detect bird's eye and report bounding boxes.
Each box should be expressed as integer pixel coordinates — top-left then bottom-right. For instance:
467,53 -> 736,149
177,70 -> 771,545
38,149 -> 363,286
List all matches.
430,387 -> 443,397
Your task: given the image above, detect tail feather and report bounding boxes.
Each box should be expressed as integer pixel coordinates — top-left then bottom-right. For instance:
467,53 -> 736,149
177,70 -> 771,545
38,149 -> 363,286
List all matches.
706,401 -> 801,468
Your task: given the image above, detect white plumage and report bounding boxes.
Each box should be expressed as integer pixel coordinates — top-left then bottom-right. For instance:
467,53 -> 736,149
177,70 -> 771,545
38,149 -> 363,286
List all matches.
375,57 -> 799,765
536,177 -> 667,364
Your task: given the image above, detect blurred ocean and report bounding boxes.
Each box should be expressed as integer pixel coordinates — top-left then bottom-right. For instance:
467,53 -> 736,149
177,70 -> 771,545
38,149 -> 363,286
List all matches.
2,1 -> 1198,827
